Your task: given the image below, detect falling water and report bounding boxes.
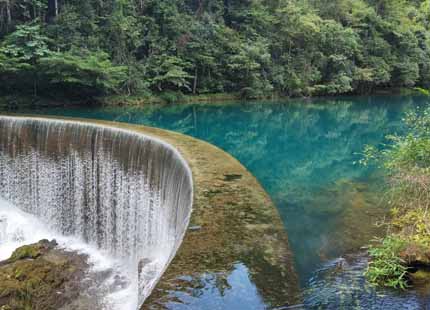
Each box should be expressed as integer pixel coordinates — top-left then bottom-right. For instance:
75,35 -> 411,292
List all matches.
0,116 -> 194,309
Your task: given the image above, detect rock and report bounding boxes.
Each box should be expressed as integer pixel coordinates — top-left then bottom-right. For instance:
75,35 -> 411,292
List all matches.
399,243 -> 430,266
0,240 -> 91,310
7,239 -> 57,262
408,268 -> 430,295
409,269 -> 430,284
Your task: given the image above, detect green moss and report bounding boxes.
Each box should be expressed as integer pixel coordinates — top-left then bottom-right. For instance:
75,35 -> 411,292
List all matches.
9,245 -> 43,262
0,240 -> 88,310
410,269 -> 430,282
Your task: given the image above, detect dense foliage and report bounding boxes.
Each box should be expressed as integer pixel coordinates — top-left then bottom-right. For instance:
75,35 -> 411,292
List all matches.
0,0 -> 430,99
364,103 -> 430,288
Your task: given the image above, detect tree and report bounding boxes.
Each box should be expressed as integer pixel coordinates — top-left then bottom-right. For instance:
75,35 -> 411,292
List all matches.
0,24 -> 51,95
38,50 -> 127,96
1,0 -> 430,101
0,25 -> 127,97
146,54 -> 192,92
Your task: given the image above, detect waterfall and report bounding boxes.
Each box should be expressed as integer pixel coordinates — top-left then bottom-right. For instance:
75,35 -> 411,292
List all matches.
0,116 -> 193,308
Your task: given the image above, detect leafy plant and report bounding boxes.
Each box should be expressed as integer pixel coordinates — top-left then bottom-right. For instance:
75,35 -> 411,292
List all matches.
159,91 -> 184,104
362,104 -> 430,289
0,24 -> 52,62
366,237 -> 409,289
146,55 -> 192,92
414,87 -> 430,96
39,50 -> 127,96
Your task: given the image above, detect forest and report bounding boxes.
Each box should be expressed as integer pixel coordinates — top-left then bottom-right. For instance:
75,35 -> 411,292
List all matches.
0,0 -> 430,101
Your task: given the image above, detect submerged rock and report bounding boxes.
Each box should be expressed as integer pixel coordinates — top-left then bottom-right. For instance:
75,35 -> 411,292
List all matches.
409,269 -> 430,285
0,239 -> 92,310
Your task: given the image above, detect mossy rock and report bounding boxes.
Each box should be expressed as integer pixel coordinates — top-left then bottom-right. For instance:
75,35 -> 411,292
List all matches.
409,268 -> 430,294
8,239 -> 56,262
0,240 -> 90,310
399,242 -> 430,266
410,269 -> 430,283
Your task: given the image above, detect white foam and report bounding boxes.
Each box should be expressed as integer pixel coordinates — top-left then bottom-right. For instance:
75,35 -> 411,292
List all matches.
0,197 -> 53,260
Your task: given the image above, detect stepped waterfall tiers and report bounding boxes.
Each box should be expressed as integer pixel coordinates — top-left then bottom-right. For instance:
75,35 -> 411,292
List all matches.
0,115 -> 299,309
0,116 -> 193,308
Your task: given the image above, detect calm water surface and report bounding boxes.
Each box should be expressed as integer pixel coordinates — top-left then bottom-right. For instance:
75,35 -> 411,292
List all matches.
13,95 -> 430,309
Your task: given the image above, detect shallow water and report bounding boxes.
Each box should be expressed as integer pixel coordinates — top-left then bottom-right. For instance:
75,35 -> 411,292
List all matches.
9,95 -> 430,308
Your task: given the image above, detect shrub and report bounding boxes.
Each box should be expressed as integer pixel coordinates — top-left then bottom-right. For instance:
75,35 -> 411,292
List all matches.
159,91 -> 185,104
366,237 -> 409,289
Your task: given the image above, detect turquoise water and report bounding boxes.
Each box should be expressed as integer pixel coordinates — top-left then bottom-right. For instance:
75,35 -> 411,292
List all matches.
10,95 -> 430,309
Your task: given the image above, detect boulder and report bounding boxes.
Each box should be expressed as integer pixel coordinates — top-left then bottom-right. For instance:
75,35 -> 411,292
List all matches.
0,240 -> 91,310
399,243 -> 430,266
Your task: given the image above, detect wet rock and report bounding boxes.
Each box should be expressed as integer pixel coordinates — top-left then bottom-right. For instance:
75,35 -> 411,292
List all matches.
0,240 -> 91,310
409,269 -> 430,285
7,239 -> 57,262
400,243 -> 430,266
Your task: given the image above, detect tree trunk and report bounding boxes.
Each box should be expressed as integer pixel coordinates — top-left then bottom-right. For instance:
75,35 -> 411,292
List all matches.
193,68 -> 198,94
33,79 -> 37,97
47,0 -> 58,23
6,0 -> 11,26
196,0 -> 203,17
31,3 -> 36,20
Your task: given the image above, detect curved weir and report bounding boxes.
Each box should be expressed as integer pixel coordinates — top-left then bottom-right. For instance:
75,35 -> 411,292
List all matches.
0,116 -> 193,308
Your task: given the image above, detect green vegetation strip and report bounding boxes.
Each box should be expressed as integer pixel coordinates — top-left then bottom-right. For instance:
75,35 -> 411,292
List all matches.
1,1 -> 430,103
363,100 -> 430,289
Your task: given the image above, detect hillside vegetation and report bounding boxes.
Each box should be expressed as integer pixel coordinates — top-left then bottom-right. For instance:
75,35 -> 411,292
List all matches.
0,0 -> 430,101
